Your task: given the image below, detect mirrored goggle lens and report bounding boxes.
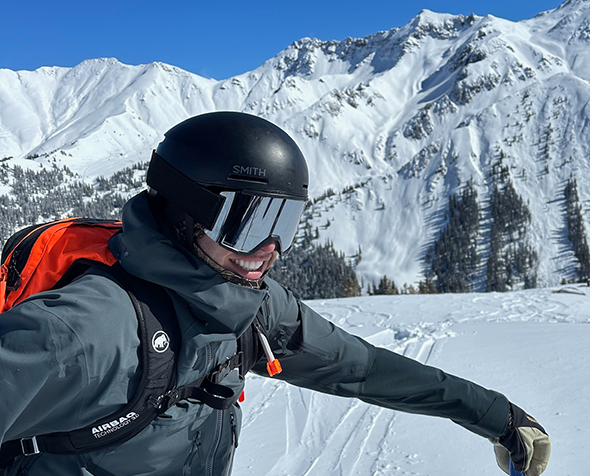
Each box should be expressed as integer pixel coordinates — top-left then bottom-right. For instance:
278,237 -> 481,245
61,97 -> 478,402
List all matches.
205,192 -> 306,255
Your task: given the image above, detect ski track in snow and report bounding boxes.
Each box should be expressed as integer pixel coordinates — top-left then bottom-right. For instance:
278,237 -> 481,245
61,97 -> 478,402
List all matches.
234,286 -> 589,476
237,298 -> 457,475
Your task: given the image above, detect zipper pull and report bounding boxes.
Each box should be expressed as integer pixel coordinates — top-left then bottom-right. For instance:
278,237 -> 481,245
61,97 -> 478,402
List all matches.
254,322 -> 282,377
230,414 -> 238,448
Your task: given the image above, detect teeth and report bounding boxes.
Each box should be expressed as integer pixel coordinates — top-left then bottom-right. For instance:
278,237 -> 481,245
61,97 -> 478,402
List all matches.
232,259 -> 264,271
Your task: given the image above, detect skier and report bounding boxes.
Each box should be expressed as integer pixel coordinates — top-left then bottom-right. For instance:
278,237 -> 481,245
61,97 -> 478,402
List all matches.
0,111 -> 551,475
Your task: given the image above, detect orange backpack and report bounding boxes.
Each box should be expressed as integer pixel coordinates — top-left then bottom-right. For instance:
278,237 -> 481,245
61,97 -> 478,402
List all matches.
0,218 -> 120,313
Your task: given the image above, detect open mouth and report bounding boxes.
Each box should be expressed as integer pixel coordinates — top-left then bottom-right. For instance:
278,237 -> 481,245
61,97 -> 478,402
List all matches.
230,259 -> 265,272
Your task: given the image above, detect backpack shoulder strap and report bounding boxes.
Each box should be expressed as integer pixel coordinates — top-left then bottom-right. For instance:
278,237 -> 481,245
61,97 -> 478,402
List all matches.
238,312 -> 264,376
0,262 -> 180,467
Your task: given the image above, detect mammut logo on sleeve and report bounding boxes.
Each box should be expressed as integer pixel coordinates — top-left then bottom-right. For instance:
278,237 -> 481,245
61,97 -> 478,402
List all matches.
152,331 -> 170,353
91,412 -> 140,439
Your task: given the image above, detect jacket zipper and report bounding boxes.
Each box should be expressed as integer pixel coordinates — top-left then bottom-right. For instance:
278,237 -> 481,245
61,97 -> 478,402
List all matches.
262,292 -> 271,330
224,412 -> 238,476
205,342 -> 212,371
230,413 -> 238,449
204,337 -> 241,475
204,409 -> 239,476
183,431 -> 201,476
206,410 -> 224,476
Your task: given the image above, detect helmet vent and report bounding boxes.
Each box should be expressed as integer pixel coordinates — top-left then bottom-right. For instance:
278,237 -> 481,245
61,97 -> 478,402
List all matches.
227,173 -> 269,184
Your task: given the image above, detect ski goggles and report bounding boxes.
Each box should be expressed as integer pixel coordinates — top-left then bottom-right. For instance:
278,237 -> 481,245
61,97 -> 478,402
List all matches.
205,191 -> 306,255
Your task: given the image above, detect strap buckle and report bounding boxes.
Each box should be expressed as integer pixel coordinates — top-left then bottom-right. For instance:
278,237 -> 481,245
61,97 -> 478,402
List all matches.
20,436 -> 40,456
163,388 -> 182,408
149,388 -> 183,411
210,352 -> 243,384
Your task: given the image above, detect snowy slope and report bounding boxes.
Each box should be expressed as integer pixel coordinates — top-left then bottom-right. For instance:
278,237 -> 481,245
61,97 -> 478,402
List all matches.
1,0 -> 590,289
235,285 -> 589,475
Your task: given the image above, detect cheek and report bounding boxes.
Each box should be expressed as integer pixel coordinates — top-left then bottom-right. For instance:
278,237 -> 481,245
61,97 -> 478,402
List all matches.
197,235 -> 230,264
267,251 -> 279,268
197,236 -> 213,255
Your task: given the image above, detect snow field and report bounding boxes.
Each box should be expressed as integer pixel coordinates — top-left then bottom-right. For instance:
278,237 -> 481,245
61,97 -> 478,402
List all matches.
235,285 -> 589,475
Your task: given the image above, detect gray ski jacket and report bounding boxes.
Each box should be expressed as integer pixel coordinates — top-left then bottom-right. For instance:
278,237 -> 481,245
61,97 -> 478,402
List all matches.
0,192 -> 510,475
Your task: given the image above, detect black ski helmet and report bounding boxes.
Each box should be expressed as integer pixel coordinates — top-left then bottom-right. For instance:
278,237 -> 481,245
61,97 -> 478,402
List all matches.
147,111 -> 309,255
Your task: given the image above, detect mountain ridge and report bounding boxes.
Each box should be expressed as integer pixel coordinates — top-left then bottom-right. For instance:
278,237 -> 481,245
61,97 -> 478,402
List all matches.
1,0 -> 589,290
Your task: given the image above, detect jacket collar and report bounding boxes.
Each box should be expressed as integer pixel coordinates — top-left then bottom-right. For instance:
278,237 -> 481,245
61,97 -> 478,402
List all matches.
109,192 -> 267,337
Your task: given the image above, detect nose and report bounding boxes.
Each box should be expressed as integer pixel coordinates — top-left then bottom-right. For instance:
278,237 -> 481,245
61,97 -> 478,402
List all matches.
258,241 -> 276,254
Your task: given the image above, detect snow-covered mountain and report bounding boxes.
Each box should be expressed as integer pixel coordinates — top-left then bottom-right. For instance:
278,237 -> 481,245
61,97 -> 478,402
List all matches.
2,0 -> 590,290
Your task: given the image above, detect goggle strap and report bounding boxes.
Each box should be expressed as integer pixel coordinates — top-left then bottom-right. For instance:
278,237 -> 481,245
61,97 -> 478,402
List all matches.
184,214 -> 194,248
147,152 -> 224,230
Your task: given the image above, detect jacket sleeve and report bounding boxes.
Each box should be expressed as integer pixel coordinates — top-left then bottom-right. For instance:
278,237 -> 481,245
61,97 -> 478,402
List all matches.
0,272 -> 140,446
0,298 -> 88,444
257,279 -> 510,439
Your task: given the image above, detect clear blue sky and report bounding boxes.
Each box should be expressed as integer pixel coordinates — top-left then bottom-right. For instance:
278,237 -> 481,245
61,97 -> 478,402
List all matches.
1,0 -> 564,79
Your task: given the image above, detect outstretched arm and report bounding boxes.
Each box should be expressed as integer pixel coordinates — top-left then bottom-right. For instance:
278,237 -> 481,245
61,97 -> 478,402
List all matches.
258,279 -> 551,474
259,280 -> 509,438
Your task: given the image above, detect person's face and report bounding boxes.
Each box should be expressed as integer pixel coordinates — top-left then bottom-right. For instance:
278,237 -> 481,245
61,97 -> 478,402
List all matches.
197,233 -> 278,280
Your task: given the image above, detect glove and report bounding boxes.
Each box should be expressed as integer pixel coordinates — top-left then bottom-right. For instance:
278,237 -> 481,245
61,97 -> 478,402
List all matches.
491,403 -> 551,476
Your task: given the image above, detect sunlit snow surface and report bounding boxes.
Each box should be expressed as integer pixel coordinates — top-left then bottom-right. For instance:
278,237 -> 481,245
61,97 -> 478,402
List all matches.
234,286 -> 589,475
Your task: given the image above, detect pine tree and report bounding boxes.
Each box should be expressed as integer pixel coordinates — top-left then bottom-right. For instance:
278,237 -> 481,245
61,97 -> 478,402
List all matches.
369,275 -> 399,295
268,240 -> 361,300
486,179 -> 537,291
564,177 -> 590,281
428,179 -> 480,293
